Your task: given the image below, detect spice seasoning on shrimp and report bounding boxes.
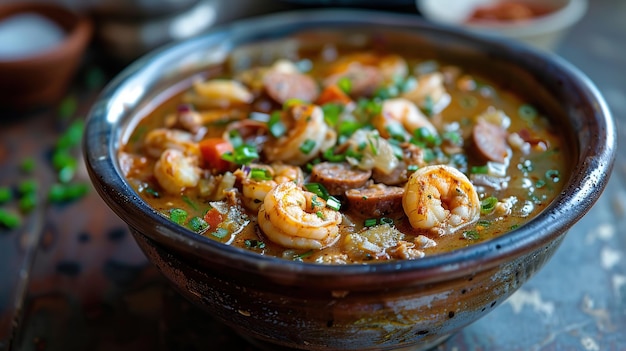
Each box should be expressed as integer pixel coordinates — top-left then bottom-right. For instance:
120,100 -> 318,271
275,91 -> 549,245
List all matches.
119,47 -> 569,263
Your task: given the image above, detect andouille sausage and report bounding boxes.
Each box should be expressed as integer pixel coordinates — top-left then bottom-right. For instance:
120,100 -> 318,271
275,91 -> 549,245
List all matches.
310,162 -> 371,196
324,64 -> 384,98
345,184 -> 404,218
472,119 -> 509,163
263,70 -> 319,104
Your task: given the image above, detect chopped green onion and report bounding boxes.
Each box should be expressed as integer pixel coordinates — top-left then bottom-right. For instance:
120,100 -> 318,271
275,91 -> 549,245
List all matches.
56,120 -> 84,150
510,224 -> 520,230
386,123 -> 406,142
57,96 -> 77,120
169,208 -> 188,225
407,164 -> 419,172
545,169 -> 560,182
227,130 -> 243,148
304,183 -> 330,200
477,219 -> 491,227
367,134 -> 379,155
294,250 -> 313,261
19,192 -> 37,213
471,165 -> 489,174
480,196 -> 498,214
380,217 -> 394,225
188,217 -> 209,232
284,98 -> 307,108
535,179 -> 546,189
364,218 -> 378,227
0,187 -> 12,204
423,95 -> 434,116
518,104 -> 537,121
374,85 -> 399,100
249,111 -> 270,122
250,168 -> 273,181
326,196 -> 341,211
0,209 -> 21,229
48,183 -> 89,203
442,130 -> 462,145
316,211 -> 325,219
299,139 -> 316,155
311,195 -> 323,209
338,121 -> 362,138
20,157 -> 35,173
322,147 -> 346,162
463,230 -> 480,240
268,111 -> 286,138
245,239 -> 266,249
18,180 -> 37,195
422,149 -> 436,163
212,227 -> 229,239
143,187 -> 160,198
221,144 -> 259,165
322,103 -> 343,127
182,195 -> 199,211
337,77 -> 352,94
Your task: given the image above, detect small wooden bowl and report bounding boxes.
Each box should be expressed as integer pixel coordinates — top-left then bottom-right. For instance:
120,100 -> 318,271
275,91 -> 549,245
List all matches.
0,3 -> 92,109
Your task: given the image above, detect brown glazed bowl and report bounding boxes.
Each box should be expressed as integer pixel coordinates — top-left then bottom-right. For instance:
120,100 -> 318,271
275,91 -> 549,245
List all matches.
83,9 -> 616,351
0,3 -> 92,109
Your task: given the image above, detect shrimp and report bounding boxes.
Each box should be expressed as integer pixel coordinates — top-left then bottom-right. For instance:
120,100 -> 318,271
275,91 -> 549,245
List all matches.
373,97 -> 437,139
240,163 -> 304,212
154,149 -> 201,194
258,182 -> 342,250
263,103 -> 334,165
401,72 -> 451,114
144,128 -> 200,159
183,79 -> 254,109
402,165 -> 480,235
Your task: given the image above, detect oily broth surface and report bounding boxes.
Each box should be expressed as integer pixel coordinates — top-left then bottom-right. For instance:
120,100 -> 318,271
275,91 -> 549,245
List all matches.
120,47 -> 568,263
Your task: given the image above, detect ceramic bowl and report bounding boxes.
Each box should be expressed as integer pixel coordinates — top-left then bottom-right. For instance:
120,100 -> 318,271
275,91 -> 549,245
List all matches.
416,0 -> 588,51
83,9 -> 615,351
0,2 -> 92,109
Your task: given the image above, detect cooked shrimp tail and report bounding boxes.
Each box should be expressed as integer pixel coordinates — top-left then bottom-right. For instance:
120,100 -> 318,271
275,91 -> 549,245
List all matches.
402,165 -> 480,235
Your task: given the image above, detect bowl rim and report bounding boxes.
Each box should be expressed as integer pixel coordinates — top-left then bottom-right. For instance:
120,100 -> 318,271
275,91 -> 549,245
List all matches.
84,8 -> 616,282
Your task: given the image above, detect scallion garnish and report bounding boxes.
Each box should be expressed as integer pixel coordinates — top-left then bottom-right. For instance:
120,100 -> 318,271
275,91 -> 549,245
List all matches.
188,217 -> 209,232
248,111 -> 270,122
268,111 -> 286,138
364,218 -> 378,227
299,139 -> 316,155
480,196 -> 498,214
545,169 -> 560,182
250,168 -> 273,181
221,144 -> 259,165
0,187 -> 12,204
337,77 -> 352,94
245,239 -> 266,249
380,217 -> 394,225
423,95 -> 434,116
518,104 -> 537,121
304,183 -> 331,200
322,103 -> 343,127
322,147 -> 346,163
0,209 -> 21,229
326,196 -> 341,211
463,230 -> 480,240
386,122 -> 406,142
169,208 -> 188,225
212,227 -> 229,239
471,165 -> 489,174
228,129 -> 243,148
407,164 -> 419,172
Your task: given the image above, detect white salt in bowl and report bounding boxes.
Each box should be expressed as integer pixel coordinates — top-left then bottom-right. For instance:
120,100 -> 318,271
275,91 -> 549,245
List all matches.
0,2 -> 92,109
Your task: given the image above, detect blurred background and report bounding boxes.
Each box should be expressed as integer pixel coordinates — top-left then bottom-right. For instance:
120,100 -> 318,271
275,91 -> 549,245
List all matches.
0,0 -> 625,350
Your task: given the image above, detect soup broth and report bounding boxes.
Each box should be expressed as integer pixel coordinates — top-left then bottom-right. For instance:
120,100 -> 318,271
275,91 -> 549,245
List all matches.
120,44 -> 568,264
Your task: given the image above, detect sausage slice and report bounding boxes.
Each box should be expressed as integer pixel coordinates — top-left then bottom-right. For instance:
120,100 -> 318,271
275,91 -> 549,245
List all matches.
263,70 -> 319,104
310,162 -> 372,196
346,184 -> 404,218
472,119 -> 509,163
